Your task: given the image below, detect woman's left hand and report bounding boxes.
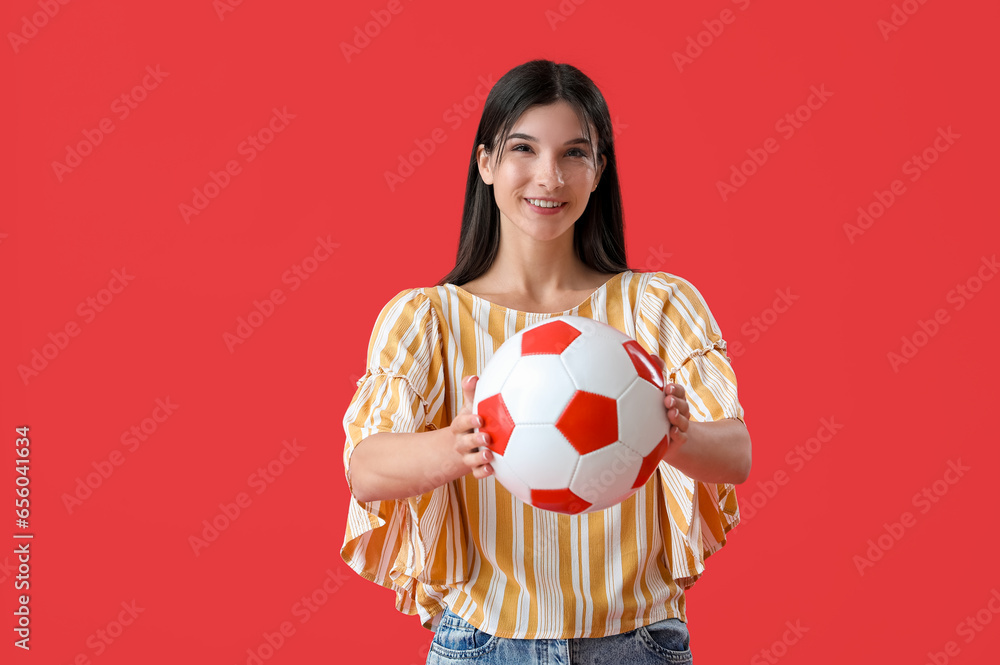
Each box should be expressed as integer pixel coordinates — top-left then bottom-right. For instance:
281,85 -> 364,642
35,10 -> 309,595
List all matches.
648,353 -> 752,483
663,383 -> 691,446
650,356 -> 690,446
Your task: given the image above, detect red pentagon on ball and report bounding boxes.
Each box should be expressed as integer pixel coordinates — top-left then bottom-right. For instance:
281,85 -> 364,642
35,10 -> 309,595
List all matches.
632,434 -> 670,489
531,488 -> 592,514
555,391 -> 618,455
622,339 -> 664,390
477,393 -> 515,456
521,319 -> 581,356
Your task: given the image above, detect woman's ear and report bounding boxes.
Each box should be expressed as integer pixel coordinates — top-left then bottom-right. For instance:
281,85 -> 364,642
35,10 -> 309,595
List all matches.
592,153 -> 607,191
476,144 -> 494,185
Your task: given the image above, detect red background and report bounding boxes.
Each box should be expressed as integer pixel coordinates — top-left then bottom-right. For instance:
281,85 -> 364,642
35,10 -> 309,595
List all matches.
4,0 -> 999,663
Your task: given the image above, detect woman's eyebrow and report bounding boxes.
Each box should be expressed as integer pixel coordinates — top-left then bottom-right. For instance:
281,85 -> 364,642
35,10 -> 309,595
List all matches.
506,132 -> 590,146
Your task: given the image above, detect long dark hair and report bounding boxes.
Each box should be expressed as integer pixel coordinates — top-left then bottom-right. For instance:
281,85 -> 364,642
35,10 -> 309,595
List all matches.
438,60 -> 631,286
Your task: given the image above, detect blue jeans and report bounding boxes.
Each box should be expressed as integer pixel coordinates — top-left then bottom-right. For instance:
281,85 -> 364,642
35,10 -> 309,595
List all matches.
426,607 -> 692,664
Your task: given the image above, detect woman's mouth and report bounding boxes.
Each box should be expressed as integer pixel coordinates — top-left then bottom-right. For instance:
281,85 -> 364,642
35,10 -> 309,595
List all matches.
525,198 -> 567,213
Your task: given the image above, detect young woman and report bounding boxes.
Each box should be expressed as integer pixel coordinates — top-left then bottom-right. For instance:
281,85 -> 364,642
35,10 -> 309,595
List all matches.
342,59 -> 752,664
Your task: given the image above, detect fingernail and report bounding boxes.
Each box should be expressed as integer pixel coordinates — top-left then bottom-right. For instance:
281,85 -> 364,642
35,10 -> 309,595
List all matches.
482,450 -> 489,462
667,397 -> 674,407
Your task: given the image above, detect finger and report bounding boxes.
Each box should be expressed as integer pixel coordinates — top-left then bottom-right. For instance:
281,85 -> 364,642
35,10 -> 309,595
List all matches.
665,394 -> 690,420
666,383 -> 685,399
457,412 -> 484,434
668,425 -> 688,446
462,375 -> 479,410
464,446 -> 493,470
663,394 -> 686,419
475,448 -> 495,478
457,431 -> 489,455
668,408 -> 689,433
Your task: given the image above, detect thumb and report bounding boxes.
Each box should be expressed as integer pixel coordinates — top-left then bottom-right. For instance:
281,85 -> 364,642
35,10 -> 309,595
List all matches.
462,375 -> 479,410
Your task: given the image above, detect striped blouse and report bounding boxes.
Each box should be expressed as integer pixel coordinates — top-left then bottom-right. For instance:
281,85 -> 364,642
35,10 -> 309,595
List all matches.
340,270 -> 746,639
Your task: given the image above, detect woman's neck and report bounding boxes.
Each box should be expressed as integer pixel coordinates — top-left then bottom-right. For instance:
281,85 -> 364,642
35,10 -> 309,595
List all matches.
462,248 -> 615,312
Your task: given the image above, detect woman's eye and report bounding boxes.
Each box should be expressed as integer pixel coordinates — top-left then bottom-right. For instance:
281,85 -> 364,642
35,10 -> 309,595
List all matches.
509,144 -> 589,158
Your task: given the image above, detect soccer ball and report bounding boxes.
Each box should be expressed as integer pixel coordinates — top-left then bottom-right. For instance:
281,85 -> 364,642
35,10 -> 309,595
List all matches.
472,315 -> 671,515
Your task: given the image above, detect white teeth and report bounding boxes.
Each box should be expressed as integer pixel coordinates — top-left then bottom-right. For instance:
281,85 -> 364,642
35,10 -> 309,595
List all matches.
528,199 -> 563,208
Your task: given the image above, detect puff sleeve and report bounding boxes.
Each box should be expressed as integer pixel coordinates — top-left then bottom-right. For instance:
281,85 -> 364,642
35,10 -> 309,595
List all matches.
634,272 -> 746,588
340,289 -> 460,623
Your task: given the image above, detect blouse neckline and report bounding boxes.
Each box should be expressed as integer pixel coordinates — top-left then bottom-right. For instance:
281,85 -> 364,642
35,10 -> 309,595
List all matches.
448,271 -> 629,316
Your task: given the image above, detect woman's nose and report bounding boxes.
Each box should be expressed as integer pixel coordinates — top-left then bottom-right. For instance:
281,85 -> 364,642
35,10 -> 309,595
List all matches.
535,156 -> 564,188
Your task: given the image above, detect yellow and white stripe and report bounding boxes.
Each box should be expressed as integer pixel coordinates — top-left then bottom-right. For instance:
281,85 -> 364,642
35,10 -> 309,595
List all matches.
341,271 -> 745,639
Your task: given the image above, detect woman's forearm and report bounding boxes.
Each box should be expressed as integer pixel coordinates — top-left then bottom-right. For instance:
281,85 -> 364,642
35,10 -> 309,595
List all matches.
349,429 -> 469,503
663,418 -> 752,484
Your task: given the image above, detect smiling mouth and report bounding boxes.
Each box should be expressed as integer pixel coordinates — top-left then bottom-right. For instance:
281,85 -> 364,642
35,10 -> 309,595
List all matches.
525,198 -> 566,208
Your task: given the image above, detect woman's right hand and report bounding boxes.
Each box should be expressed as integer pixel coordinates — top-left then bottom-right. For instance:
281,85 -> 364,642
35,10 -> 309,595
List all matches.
450,375 -> 494,480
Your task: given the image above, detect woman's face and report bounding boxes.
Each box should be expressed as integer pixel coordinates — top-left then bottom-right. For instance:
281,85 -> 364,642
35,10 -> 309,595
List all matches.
477,100 -> 606,245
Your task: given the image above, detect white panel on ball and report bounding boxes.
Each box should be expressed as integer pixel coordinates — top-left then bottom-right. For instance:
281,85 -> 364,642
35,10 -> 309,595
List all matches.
570,442 -> 643,509
502,424 -> 579,489
616,378 -> 671,457
488,454 -> 533,505
500,355 -> 576,424
473,334 -> 523,404
560,332 -> 637,399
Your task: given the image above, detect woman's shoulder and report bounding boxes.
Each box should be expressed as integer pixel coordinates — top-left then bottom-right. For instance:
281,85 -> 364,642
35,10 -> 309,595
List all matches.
377,285 -> 446,308
633,269 -> 696,289
369,286 -> 445,329
631,270 -> 722,330
626,270 -> 709,307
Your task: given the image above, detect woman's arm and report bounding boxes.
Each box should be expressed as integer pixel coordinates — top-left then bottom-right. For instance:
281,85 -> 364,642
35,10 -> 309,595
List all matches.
661,383 -> 752,484
349,376 -> 496,503
350,428 -> 463,503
